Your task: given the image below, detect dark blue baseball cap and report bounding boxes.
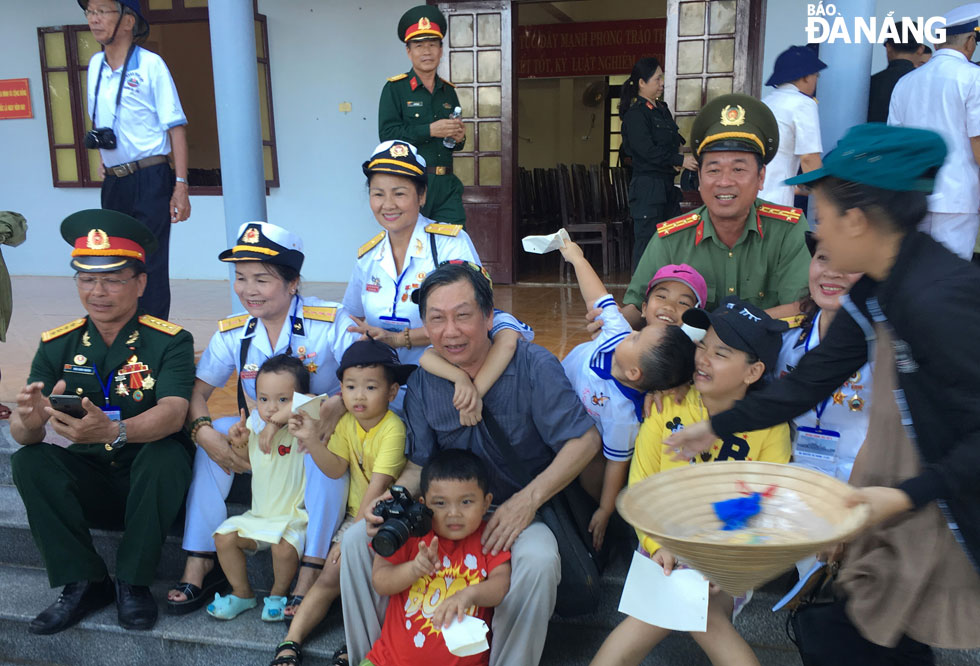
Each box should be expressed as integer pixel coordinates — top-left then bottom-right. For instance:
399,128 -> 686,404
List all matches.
766,46 -> 827,87
682,297 -> 788,370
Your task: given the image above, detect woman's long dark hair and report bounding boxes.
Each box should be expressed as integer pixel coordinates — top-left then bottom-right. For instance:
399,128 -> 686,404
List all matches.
618,57 -> 662,117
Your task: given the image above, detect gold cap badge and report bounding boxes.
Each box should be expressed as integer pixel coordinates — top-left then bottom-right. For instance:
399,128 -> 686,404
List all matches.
86,229 -> 110,250
390,144 -> 409,158
241,228 -> 260,244
720,104 -> 746,127
419,16 -> 431,30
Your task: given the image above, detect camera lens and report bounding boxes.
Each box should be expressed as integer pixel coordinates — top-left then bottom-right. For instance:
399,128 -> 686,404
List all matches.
372,519 -> 411,557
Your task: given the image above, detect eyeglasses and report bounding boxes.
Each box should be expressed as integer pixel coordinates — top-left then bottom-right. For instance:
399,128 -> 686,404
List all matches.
438,260 -> 493,290
74,274 -> 133,292
84,8 -> 121,18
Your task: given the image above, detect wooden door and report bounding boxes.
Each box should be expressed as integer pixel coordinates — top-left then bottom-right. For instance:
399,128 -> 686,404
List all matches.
436,1 -> 514,283
663,0 -> 766,209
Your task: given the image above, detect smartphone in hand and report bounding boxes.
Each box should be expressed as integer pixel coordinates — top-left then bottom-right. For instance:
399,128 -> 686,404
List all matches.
49,395 -> 87,419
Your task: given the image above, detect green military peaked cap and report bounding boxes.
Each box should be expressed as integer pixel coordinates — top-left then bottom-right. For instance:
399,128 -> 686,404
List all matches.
786,123 -> 947,192
61,208 -> 157,273
691,93 -> 779,164
398,5 -> 447,42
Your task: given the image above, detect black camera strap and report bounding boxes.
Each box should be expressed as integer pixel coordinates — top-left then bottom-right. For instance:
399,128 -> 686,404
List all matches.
91,43 -> 136,131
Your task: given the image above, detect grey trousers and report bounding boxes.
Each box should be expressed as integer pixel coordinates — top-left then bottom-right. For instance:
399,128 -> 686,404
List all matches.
340,518 -> 561,665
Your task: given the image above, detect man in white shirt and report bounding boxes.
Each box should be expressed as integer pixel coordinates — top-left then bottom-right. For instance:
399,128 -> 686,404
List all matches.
760,46 -> 826,207
81,0 -> 190,319
889,5 -> 980,260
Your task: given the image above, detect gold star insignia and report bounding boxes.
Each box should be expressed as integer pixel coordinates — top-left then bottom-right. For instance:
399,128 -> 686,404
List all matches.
142,376 -> 155,390
306,363 -> 318,374
832,390 -> 845,405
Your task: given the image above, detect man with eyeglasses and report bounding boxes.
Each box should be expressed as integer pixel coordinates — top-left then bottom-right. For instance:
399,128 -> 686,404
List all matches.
8,209 -> 195,634
80,0 -> 190,319
378,5 -> 467,225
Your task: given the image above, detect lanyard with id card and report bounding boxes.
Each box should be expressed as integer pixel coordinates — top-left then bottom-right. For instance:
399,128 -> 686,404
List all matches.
94,364 -> 122,422
793,323 -> 840,476
378,315 -> 411,332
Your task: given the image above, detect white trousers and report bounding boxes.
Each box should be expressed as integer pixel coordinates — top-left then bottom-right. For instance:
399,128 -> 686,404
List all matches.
919,212 -> 980,260
339,518 -> 560,666
181,415 -> 349,558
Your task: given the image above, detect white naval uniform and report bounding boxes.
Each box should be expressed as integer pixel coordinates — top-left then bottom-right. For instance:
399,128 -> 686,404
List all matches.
182,295 -> 359,557
561,295 -> 645,461
775,311 -> 872,481
342,216 -> 534,408
760,83 -> 822,207
86,47 -> 186,168
889,49 -> 980,259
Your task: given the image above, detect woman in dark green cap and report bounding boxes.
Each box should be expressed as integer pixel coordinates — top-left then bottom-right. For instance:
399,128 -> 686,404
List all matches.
663,123 -> 980,664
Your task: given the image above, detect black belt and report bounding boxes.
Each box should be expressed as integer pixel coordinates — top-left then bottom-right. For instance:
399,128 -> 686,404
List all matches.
425,165 -> 452,176
105,154 -> 169,178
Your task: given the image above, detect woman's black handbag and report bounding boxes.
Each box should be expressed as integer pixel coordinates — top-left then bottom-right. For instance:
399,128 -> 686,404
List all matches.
481,409 -> 603,617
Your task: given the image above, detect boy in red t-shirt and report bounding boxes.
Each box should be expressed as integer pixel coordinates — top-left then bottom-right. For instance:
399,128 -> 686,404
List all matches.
363,450 -> 512,666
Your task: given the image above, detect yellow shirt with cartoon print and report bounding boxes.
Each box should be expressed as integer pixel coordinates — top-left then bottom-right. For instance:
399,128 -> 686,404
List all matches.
628,388 -> 791,554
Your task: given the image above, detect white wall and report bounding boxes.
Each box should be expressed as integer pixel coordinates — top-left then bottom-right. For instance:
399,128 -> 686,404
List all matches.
0,0 -> 415,282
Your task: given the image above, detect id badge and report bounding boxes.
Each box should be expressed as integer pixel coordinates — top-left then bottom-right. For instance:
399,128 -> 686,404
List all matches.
378,315 -> 411,332
101,406 -> 122,422
794,426 -> 840,475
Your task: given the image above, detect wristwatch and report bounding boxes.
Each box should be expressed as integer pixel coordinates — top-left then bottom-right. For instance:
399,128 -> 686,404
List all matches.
105,421 -> 127,451
175,176 -> 187,185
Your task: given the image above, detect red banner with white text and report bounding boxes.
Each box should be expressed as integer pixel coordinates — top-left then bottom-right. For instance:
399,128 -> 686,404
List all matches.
517,19 -> 667,78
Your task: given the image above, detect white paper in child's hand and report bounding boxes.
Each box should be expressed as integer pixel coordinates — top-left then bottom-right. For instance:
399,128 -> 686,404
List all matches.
442,615 -> 490,656
521,228 -> 570,254
618,551 -> 709,632
291,392 -> 324,419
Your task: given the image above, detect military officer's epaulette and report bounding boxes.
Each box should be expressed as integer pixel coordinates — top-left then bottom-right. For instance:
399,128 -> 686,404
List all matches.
303,305 -> 337,323
424,222 -> 463,237
387,73 -> 408,82
656,212 -> 701,238
757,203 -> 803,223
41,317 -> 86,343
218,314 -> 249,332
440,77 -> 456,88
779,313 -> 806,329
358,231 -> 386,258
139,314 -> 183,336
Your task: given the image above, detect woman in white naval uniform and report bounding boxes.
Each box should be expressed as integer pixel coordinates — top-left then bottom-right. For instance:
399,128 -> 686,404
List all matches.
167,222 -> 358,617
344,141 -> 532,409
776,232 -> 872,482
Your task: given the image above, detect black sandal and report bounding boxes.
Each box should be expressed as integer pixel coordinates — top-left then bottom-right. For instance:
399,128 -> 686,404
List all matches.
330,645 -> 348,666
270,641 -> 302,666
166,552 -> 229,615
283,561 -> 324,628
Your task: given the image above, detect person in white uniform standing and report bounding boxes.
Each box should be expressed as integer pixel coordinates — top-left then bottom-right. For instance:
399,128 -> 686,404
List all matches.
167,222 -> 357,622
760,45 -> 826,207
889,4 -> 980,260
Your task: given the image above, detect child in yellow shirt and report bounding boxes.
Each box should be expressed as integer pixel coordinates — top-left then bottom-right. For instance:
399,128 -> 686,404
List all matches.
592,297 -> 792,666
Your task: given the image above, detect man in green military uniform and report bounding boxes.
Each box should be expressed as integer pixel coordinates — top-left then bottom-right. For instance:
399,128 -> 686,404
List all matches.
9,209 -> 194,634
379,4 -> 467,225
621,93 -> 811,326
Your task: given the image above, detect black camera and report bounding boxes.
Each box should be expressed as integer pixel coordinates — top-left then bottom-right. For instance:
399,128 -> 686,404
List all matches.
84,127 -> 117,150
372,486 -> 433,557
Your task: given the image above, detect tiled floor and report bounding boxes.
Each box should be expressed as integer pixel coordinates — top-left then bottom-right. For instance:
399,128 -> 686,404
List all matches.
0,275 -> 627,416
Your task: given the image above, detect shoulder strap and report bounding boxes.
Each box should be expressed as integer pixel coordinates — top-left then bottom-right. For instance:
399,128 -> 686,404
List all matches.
481,406 -> 534,487
429,230 -> 438,266
237,337 -> 253,414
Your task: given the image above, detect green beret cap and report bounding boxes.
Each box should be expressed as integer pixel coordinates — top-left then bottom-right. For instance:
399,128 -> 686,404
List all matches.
691,93 -> 779,164
786,123 -> 947,192
398,5 -> 447,42
60,209 -> 157,273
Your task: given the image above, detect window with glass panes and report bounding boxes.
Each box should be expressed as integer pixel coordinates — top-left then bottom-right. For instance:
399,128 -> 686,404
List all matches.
605,74 -> 629,167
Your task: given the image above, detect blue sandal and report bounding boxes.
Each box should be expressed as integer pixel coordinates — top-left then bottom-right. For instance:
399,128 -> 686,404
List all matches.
262,595 -> 287,622
206,592 -> 257,620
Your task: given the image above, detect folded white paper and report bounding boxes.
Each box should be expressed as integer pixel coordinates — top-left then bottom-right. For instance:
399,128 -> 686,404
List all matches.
442,614 -> 490,657
291,392 -> 324,419
618,551 -> 709,632
521,228 -> 570,254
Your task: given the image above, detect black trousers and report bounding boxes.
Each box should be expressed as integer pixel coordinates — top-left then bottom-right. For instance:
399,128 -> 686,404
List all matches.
794,598 -> 934,666
101,162 -> 174,320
